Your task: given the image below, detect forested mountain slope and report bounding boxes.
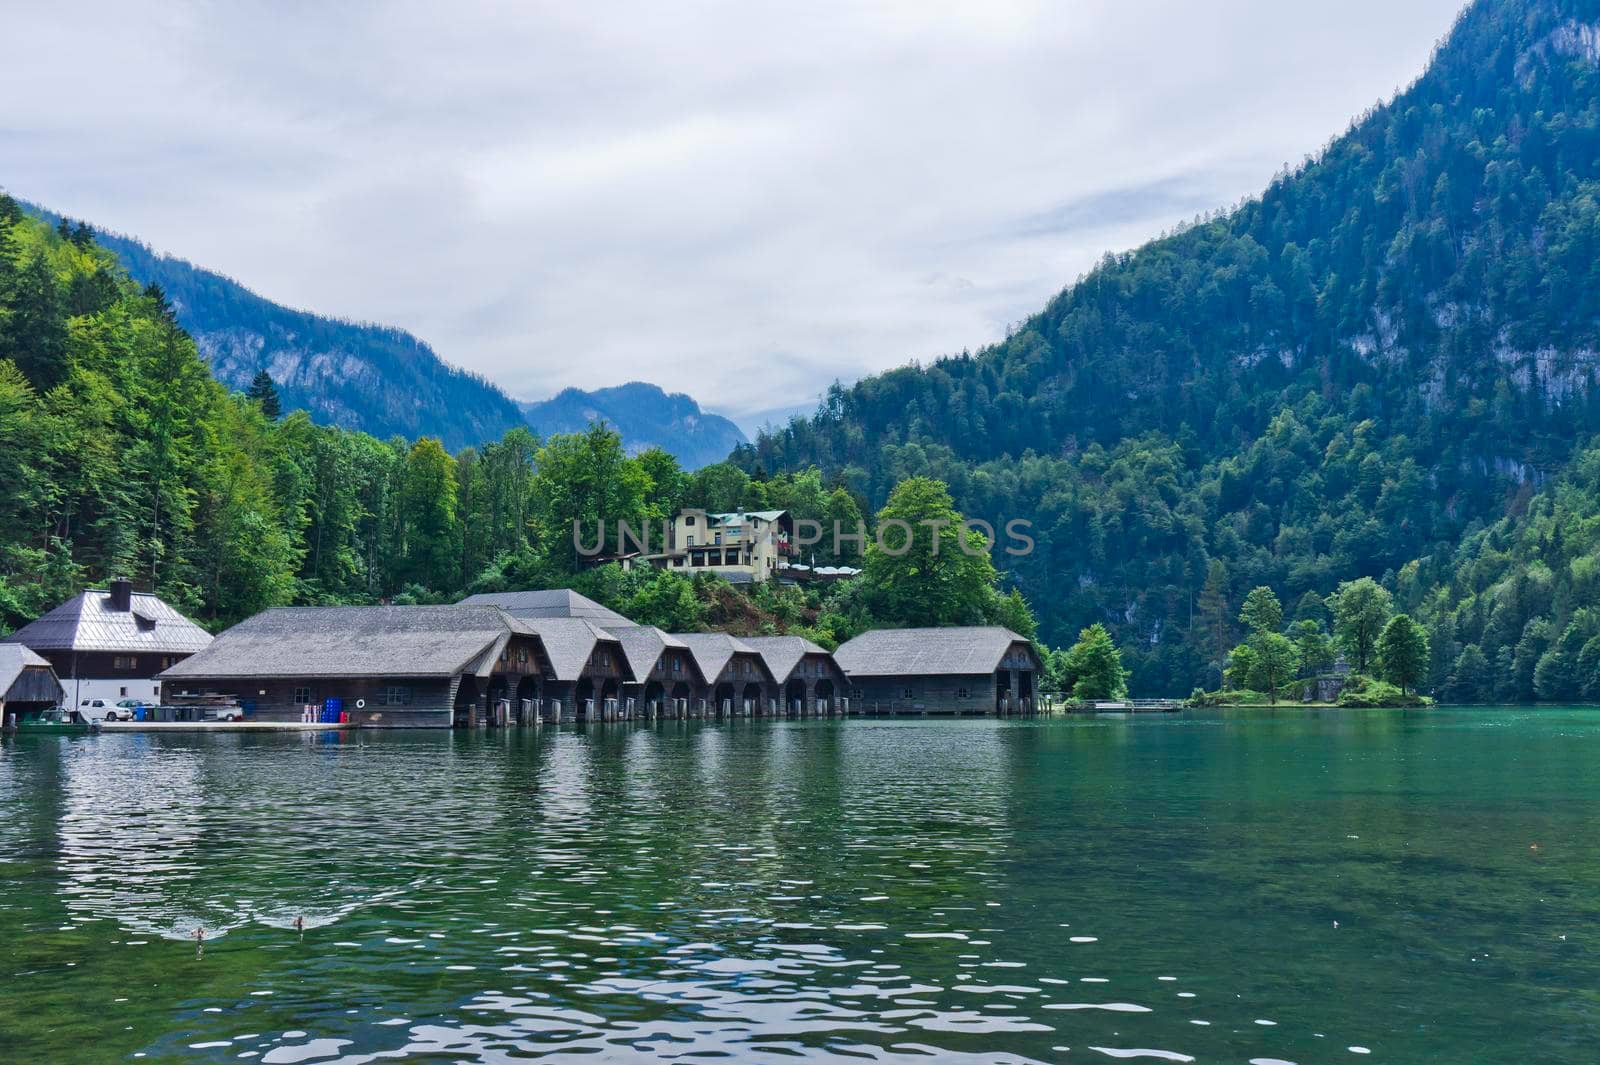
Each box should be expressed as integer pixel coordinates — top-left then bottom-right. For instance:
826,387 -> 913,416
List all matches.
741,0 -> 1600,691
21,204 -> 528,450
20,203 -> 744,464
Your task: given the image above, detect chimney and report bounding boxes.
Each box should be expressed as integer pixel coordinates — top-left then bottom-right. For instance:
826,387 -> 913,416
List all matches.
108,577 -> 133,612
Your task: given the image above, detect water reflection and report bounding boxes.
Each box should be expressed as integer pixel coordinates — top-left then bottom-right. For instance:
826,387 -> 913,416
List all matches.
3,712 -> 1600,1062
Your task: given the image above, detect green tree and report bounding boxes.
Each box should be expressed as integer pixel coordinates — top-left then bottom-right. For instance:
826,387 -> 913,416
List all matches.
1290,618 -> 1336,676
1251,631 -> 1301,705
822,486 -> 865,566
1065,623 -> 1129,700
1444,644 -> 1491,703
400,437 -> 460,591
987,587 -> 1038,640
858,477 -> 998,627
1240,585 -> 1284,636
246,370 -> 282,419
1378,613 -> 1430,695
531,424 -> 649,569
1329,577 -> 1393,674
1195,560 -> 1232,686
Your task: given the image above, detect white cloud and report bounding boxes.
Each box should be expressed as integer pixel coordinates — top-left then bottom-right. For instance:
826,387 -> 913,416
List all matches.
0,0 -> 1465,424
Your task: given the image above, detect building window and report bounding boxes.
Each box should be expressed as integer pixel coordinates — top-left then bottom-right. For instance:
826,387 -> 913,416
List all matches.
119,686 -> 128,697
113,655 -> 138,671
383,686 -> 411,706
903,687 -> 915,699
293,687 -> 313,706
957,687 -> 970,699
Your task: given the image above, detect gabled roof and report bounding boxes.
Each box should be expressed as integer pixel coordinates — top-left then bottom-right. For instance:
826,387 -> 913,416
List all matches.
4,588 -> 213,655
739,636 -> 833,682
671,632 -> 774,683
832,627 -> 1035,678
160,605 -> 519,680
512,617 -> 634,682
456,588 -> 632,628
0,644 -> 59,698
603,625 -> 703,683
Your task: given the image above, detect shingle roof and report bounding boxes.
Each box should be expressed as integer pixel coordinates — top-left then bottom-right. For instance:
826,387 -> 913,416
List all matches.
671,632 -> 773,683
3,589 -> 213,655
0,644 -> 59,699
512,617 -> 632,682
832,627 -> 1034,678
160,605 -> 517,680
603,624 -> 700,682
456,588 -> 632,627
740,636 -> 832,682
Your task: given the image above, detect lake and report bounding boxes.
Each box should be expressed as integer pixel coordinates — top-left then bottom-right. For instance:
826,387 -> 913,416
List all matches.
2,709 -> 1598,1063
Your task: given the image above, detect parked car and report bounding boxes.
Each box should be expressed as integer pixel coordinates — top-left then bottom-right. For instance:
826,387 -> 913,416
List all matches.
79,698 -> 128,722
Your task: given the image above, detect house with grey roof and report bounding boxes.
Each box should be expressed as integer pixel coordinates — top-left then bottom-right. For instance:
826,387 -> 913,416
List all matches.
160,604 -> 633,727
671,632 -> 782,716
457,588 -> 632,628
740,636 -> 847,713
832,627 -> 1040,715
3,578 -> 212,710
606,625 -> 708,718
1,645 -> 64,726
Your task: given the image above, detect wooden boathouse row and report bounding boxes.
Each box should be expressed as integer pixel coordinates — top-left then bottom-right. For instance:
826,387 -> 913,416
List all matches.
158,591 -> 1039,728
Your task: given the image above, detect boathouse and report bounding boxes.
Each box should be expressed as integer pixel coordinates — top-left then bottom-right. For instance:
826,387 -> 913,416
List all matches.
741,636 -> 847,714
608,624 -> 708,718
672,633 -> 779,716
3,578 -> 213,709
832,627 -> 1040,714
457,588 -> 632,627
0,645 -> 64,727
509,616 -> 633,722
159,604 -> 634,727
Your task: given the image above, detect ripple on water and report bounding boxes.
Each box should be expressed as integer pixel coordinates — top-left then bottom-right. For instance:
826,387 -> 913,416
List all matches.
0,717 -> 1572,1063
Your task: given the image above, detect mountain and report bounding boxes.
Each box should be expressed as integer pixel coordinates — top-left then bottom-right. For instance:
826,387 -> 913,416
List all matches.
19,203 -> 746,465
522,382 -> 746,470
742,0 -> 1600,692
19,204 -> 528,451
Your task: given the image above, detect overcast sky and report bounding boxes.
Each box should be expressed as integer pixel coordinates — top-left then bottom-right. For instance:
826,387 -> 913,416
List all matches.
2,0 -> 1464,432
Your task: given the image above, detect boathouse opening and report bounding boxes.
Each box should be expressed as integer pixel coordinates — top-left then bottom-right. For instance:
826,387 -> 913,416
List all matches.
815,678 -> 835,712
515,676 -> 540,724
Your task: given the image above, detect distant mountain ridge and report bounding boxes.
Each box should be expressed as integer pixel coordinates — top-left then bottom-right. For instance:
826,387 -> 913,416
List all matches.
521,383 -> 747,469
18,202 -> 744,465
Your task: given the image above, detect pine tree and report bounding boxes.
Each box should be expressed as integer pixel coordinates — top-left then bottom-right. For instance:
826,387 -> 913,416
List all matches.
1196,560 -> 1231,686
246,370 -> 282,419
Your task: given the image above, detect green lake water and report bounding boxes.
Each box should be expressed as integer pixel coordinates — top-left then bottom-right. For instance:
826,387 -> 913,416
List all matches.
2,708 -> 1599,1063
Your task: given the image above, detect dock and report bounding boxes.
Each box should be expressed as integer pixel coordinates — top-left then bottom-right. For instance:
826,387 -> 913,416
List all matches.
100,720 -> 354,733
1070,699 -> 1184,713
